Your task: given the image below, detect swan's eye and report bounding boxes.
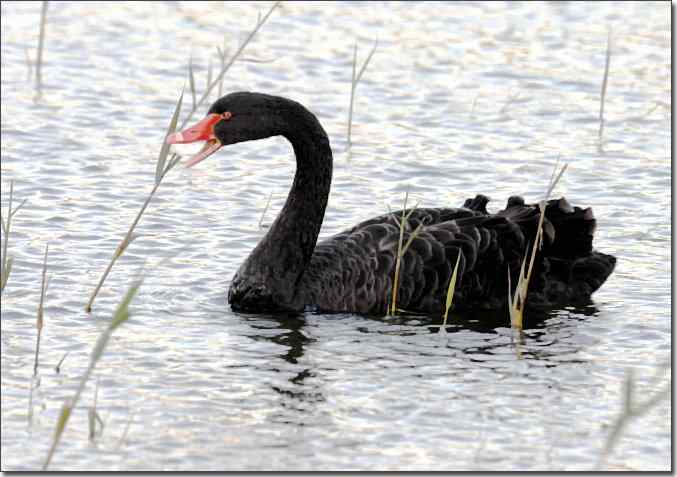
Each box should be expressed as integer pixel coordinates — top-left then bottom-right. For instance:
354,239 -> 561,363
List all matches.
221,112 -> 232,120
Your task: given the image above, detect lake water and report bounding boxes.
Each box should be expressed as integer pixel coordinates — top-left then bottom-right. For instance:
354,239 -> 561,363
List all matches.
0,1 -> 671,471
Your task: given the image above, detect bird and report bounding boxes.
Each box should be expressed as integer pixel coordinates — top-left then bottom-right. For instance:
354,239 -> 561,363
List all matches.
167,92 -> 616,315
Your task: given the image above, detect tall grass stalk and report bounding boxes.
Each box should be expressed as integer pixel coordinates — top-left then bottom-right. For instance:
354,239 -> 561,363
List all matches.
35,1 -> 48,96
347,39 -> 377,146
43,277 -> 143,470
598,30 -> 612,144
85,3 -> 278,310
179,1 -> 280,130
1,180 -> 27,295
33,244 -> 49,375
389,191 -> 423,315
508,161 -> 568,328
85,92 -> 183,312
188,55 -> 197,110
596,364 -> 670,470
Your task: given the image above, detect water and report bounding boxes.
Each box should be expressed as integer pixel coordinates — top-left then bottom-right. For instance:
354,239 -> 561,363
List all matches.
0,1 -> 670,471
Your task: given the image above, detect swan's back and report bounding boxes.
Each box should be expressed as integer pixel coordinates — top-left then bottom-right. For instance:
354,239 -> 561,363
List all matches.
299,195 -> 616,314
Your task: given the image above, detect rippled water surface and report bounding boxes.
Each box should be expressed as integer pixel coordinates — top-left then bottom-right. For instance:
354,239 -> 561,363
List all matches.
1,1 -> 671,471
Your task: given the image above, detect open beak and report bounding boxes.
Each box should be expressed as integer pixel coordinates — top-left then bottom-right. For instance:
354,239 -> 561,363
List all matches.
166,114 -> 223,168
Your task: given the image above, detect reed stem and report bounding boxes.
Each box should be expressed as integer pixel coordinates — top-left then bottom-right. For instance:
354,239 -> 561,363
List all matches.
1,181 -> 27,295
34,244 -> 49,375
598,30 -> 612,144
86,89 -> 183,312
179,1 -> 280,130
44,278 -> 142,470
35,1 -> 48,96
347,39 -> 377,147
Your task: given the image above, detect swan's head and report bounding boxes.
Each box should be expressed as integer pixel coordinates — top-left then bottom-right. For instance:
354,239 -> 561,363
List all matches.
166,92 -> 286,167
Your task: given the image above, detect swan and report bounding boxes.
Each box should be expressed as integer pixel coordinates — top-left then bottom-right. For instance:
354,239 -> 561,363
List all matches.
167,92 -> 616,314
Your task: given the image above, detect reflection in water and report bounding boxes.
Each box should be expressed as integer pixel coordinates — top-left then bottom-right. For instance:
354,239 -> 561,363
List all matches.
242,314 -> 325,423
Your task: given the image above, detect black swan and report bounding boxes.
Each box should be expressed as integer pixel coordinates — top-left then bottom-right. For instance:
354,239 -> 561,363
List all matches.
167,92 -> 616,314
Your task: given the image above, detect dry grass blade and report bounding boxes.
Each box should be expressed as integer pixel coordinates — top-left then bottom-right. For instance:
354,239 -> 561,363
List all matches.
35,1 -> 48,96
33,243 -> 49,375
389,191 -> 408,315
155,89 -> 184,185
347,43 -> 358,146
180,1 -> 280,130
1,180 -> 27,295
598,29 -> 612,144
385,203 -> 401,228
347,39 -> 378,146
508,161 -> 568,328
87,91 -> 183,312
441,251 -> 462,329
1,181 -> 14,292
188,56 -> 196,111
596,365 -> 670,469
389,192 -> 422,316
546,163 -> 568,199
44,277 -> 143,469
401,223 -> 423,255
44,402 -> 72,470
355,39 -> 378,84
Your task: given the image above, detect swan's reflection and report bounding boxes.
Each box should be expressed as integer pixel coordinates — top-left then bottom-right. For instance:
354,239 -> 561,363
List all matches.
237,299 -> 602,415
240,313 -> 325,424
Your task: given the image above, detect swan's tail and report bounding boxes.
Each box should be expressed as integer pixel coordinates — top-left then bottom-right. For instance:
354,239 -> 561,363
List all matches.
476,194 -> 616,306
540,198 -> 616,301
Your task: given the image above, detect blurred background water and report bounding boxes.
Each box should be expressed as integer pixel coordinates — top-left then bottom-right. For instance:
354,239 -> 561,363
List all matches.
0,1 -> 670,471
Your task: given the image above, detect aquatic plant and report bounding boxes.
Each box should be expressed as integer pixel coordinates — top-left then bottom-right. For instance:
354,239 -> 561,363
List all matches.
178,1 -> 280,130
388,191 -> 423,315
44,276 -> 143,470
508,161 -> 568,329
596,364 -> 670,470
85,91 -> 183,312
598,29 -> 612,147
35,1 -> 48,97
188,54 -> 197,110
33,244 -> 49,375
85,3 -> 281,311
347,39 -> 378,146
1,180 -> 27,295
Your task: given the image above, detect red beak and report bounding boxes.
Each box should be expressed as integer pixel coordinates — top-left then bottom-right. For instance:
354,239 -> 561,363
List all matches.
166,114 -> 223,168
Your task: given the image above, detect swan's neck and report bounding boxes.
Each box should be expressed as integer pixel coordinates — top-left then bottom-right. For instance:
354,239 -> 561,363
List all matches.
229,102 -> 332,311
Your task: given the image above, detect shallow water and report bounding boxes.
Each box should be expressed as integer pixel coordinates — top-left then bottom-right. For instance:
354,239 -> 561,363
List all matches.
0,1 -> 671,471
